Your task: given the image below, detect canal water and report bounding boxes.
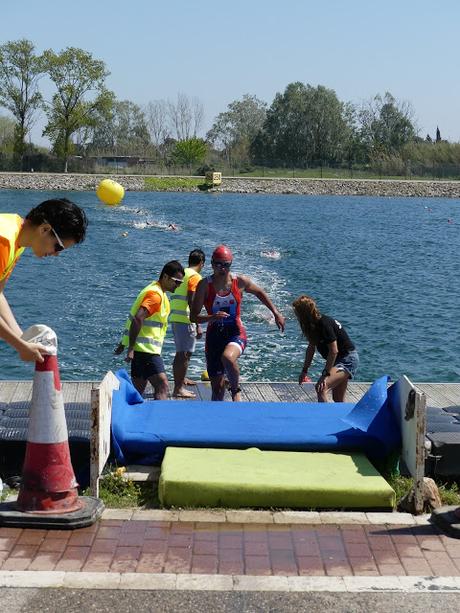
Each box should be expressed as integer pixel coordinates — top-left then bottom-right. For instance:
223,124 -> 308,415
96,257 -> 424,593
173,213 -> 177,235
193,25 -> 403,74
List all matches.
1,189 -> 459,383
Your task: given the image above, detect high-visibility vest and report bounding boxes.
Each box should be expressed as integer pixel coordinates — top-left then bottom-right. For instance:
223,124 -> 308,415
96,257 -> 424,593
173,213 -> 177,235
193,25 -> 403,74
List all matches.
121,281 -> 170,354
169,267 -> 201,324
0,214 -> 25,282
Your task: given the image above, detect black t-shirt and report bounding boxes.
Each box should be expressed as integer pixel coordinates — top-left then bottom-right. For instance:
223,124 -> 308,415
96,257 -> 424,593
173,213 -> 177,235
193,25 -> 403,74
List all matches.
315,315 -> 355,360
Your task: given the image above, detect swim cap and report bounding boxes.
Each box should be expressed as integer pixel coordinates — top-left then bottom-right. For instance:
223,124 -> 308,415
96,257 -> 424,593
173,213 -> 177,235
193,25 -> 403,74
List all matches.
212,245 -> 233,261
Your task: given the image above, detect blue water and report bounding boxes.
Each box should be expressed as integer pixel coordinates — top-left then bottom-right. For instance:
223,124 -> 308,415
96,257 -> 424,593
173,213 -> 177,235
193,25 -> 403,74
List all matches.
1,190 -> 459,383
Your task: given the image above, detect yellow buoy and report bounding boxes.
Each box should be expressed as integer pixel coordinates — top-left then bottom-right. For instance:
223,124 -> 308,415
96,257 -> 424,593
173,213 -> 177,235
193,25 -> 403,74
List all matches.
96,179 -> 125,205
201,370 -> 210,381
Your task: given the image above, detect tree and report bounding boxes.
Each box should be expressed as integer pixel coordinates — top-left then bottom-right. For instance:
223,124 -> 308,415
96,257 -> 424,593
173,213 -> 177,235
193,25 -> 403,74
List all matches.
167,93 -> 204,140
251,82 -> 349,167
145,99 -> 170,147
358,92 -> 417,156
172,137 -> 207,171
0,114 -> 16,151
89,99 -> 150,155
0,39 -> 44,169
207,94 -> 267,165
42,47 -> 113,172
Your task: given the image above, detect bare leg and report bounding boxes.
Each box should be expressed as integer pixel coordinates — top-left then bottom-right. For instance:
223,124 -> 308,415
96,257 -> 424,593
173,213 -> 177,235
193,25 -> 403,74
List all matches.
221,344 -> 242,401
210,375 -> 226,401
132,376 -> 147,395
148,372 -> 170,400
332,376 -> 349,402
172,351 -> 195,398
316,368 -> 350,402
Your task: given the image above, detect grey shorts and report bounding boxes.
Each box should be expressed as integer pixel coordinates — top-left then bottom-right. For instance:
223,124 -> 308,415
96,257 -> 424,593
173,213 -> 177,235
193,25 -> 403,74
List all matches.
172,322 -> 197,353
334,350 -> 359,379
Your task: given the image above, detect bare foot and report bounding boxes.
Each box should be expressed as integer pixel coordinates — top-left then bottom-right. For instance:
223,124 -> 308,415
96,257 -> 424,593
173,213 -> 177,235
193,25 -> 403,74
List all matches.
173,387 -> 196,399
184,378 -> 197,386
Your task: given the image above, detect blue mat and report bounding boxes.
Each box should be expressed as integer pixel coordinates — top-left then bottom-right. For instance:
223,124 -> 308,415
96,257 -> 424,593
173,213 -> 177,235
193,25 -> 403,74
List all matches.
111,371 -> 401,466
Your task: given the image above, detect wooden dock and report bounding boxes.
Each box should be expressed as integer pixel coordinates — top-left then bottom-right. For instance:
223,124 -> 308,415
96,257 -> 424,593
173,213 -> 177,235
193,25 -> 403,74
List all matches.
1,380 -> 460,408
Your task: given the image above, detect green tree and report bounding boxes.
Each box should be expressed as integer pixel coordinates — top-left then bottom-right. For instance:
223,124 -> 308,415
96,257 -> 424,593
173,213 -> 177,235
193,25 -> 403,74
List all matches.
0,114 -> 16,152
251,82 -> 349,167
172,137 -> 207,172
207,94 -> 267,165
89,99 -> 151,155
359,92 -> 416,156
0,39 -> 43,169
42,47 -> 113,172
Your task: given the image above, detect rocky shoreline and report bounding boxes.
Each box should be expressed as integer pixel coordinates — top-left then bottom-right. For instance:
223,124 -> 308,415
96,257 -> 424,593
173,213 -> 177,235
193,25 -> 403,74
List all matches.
1,172 -> 460,198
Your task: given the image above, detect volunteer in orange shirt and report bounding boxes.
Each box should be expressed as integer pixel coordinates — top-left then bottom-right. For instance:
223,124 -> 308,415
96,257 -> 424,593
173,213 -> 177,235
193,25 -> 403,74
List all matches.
115,260 -> 185,398
0,198 -> 88,363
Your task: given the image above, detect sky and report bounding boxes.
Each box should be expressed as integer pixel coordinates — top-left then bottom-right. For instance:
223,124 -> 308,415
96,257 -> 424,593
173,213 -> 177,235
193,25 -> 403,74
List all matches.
1,0 -> 459,145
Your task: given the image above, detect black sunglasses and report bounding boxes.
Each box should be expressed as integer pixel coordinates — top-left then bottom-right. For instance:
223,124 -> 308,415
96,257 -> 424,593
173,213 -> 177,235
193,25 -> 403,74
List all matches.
212,261 -> 232,269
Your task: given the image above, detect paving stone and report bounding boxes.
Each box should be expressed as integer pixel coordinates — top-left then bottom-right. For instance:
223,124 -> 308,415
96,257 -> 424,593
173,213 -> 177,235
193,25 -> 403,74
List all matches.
366,513 -> 415,525
226,510 -> 274,524
101,509 -> 134,520
0,570 -> 65,588
64,571 -> 121,589
320,512 -> 369,524
273,511 -> 321,524
120,572 -> 176,590
176,573 -> 233,591
178,510 -> 226,523
288,576 -> 346,591
234,575 -> 289,591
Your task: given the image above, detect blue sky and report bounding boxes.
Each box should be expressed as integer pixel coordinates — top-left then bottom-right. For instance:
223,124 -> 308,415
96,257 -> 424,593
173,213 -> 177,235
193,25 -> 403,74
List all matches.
1,0 -> 459,144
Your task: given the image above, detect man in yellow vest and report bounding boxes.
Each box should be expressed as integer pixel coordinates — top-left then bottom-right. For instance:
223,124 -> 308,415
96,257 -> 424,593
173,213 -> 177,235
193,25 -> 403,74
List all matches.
0,198 -> 87,363
115,260 -> 185,398
169,249 -> 206,398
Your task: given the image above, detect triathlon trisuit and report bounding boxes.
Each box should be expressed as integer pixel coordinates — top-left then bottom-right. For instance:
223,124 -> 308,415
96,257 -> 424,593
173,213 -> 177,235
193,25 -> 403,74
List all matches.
204,275 -> 247,377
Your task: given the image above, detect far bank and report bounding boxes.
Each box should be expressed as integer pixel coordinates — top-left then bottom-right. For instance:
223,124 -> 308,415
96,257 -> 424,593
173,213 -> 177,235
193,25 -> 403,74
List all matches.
1,172 -> 460,198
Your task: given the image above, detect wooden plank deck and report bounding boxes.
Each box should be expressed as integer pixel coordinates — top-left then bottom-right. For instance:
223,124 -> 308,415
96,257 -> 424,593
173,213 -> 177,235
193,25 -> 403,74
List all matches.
1,380 -> 459,409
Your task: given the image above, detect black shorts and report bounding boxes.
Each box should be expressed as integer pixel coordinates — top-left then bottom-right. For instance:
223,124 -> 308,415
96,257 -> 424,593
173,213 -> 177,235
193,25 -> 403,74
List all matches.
131,352 -> 165,379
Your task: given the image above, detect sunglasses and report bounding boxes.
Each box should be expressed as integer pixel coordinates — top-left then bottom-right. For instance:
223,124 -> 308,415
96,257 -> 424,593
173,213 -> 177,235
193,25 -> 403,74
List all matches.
212,261 -> 232,269
45,221 -> 65,252
169,275 -> 183,285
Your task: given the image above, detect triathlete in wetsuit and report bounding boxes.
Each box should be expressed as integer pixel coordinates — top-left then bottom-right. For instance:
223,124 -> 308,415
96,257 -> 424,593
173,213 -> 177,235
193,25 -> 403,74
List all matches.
191,245 -> 285,401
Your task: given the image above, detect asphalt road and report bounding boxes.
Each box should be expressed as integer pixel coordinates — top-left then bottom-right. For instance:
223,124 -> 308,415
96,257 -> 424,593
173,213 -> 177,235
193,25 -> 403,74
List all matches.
1,589 -> 460,612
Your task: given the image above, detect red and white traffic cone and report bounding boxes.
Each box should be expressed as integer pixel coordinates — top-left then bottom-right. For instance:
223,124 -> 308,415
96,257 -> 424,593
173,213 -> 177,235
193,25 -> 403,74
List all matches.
17,353 -> 83,514
0,325 -> 104,529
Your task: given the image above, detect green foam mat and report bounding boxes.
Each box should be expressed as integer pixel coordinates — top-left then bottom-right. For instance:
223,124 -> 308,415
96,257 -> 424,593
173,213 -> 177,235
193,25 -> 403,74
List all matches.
159,447 -> 396,509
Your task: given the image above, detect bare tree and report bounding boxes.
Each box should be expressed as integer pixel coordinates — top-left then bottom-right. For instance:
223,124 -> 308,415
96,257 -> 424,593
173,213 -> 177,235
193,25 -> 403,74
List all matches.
145,99 -> 170,146
167,92 -> 204,140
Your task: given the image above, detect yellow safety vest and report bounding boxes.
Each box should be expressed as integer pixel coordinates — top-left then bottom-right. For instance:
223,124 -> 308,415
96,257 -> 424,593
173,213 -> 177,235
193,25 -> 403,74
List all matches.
121,281 -> 170,354
169,267 -> 201,324
0,214 -> 25,282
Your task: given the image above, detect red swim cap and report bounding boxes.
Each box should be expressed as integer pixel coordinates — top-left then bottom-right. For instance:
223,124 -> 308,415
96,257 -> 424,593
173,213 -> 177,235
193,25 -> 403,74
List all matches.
212,245 -> 233,261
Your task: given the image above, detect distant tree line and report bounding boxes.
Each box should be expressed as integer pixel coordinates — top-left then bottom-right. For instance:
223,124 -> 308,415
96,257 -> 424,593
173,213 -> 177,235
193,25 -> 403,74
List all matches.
1,38 -> 459,177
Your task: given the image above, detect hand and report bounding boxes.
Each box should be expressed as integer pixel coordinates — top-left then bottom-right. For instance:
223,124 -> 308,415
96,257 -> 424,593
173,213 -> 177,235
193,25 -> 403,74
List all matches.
114,343 -> 125,355
196,325 -> 203,339
274,311 -> 285,332
315,374 -> 328,394
124,348 -> 134,363
17,341 -> 46,363
213,311 -> 229,320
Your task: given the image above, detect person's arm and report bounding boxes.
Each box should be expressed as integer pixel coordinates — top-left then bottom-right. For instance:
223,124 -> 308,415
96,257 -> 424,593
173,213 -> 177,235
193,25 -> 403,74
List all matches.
0,289 -> 22,336
239,275 -> 285,332
124,306 -> 148,362
299,343 -> 315,384
0,290 -> 45,362
190,279 -> 229,324
187,288 -> 202,337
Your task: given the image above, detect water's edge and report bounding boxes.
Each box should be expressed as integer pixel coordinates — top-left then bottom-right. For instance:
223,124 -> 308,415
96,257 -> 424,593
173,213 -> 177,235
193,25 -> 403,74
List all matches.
1,172 -> 460,198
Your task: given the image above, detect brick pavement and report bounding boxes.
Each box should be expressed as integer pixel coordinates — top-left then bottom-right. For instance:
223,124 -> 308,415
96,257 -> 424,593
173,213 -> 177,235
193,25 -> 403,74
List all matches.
1,519 -> 460,577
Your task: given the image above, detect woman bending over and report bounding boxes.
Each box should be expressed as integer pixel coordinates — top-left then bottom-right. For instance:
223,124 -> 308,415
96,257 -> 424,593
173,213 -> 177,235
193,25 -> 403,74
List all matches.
292,295 -> 359,402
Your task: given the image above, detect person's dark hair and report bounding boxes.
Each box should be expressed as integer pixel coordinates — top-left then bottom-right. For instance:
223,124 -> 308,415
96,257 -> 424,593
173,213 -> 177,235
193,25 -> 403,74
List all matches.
159,260 -> 185,280
25,198 -> 88,244
188,249 -> 205,266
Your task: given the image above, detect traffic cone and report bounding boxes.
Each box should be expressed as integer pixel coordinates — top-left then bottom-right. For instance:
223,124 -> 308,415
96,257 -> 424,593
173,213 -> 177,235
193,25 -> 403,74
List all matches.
0,325 -> 104,529
16,353 -> 83,513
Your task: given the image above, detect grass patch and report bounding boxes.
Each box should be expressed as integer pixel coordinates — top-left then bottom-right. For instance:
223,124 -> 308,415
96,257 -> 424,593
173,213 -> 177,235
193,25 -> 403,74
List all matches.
387,474 -> 460,507
144,177 -> 203,191
81,467 -> 160,508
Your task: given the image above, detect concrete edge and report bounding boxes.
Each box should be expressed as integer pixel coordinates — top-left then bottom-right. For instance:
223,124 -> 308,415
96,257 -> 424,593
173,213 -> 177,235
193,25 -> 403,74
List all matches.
0,572 -> 459,592
102,508 -> 424,525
